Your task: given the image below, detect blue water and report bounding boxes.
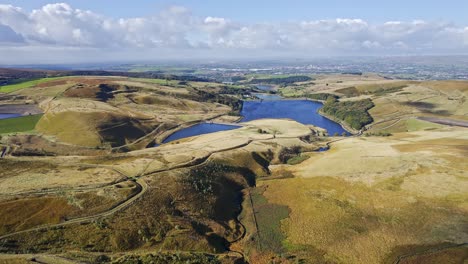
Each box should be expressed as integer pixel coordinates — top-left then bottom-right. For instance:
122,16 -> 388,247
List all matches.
254,93 -> 283,100
158,99 -> 349,146
162,123 -> 241,144
0,113 -> 21,119
316,146 -> 330,152
241,100 -> 349,136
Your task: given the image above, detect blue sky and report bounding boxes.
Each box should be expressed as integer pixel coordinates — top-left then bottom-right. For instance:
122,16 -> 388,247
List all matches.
14,0 -> 468,24
1,1 -> 468,63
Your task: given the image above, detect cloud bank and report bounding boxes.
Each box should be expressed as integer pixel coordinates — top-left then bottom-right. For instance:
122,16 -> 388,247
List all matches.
0,3 -> 467,63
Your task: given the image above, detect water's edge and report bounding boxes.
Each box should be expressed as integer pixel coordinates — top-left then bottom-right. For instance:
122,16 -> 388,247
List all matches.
156,97 -> 354,147
251,96 -> 356,135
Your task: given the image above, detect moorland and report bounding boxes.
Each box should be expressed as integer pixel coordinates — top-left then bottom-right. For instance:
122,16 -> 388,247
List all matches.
0,69 -> 466,264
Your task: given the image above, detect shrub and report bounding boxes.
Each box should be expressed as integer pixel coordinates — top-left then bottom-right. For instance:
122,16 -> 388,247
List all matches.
278,146 -> 301,164
365,131 -> 392,137
287,155 -> 310,165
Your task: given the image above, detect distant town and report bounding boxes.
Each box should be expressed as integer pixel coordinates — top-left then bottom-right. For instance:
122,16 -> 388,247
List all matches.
4,56 -> 467,82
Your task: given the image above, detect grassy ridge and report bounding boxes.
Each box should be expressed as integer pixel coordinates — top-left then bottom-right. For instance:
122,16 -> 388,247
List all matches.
128,77 -> 180,86
0,77 -> 64,93
0,114 -> 43,134
336,83 -> 409,98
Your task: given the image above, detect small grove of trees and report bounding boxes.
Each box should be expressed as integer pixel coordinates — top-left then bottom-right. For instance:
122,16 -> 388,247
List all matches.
322,98 -> 374,130
190,88 -> 244,113
278,146 -> 302,163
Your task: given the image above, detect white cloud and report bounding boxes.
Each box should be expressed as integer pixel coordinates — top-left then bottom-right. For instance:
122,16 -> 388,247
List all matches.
0,3 -> 467,62
463,27 -> 468,46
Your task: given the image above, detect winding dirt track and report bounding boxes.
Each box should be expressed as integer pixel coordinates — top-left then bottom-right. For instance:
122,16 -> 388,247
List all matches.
0,178 -> 147,241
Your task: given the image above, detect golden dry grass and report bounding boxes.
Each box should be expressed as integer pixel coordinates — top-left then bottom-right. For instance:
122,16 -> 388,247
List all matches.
0,160 -> 122,194
260,176 -> 467,264
256,127 -> 468,263
0,197 -> 77,235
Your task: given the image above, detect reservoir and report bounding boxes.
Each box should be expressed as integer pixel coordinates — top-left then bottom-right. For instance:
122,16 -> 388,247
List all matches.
162,123 -> 241,143
159,99 -> 349,145
241,100 -> 349,136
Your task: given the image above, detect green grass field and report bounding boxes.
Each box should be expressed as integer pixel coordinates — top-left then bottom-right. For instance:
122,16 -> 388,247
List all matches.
251,188 -> 290,253
287,154 -> 310,165
279,87 -> 306,97
0,77 -> 64,93
406,118 -> 443,131
0,114 -> 43,134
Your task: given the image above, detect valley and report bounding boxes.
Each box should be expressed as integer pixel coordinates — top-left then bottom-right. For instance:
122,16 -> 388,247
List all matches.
0,71 -> 467,263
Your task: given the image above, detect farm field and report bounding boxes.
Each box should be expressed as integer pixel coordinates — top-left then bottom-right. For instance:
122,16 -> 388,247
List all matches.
0,77 -> 66,93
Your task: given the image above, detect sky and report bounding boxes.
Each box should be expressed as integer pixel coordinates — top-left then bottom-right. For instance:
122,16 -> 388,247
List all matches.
1,1 -> 468,64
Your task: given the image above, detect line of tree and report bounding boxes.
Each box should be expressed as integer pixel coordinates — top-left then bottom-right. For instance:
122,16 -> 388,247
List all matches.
304,93 -> 339,101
